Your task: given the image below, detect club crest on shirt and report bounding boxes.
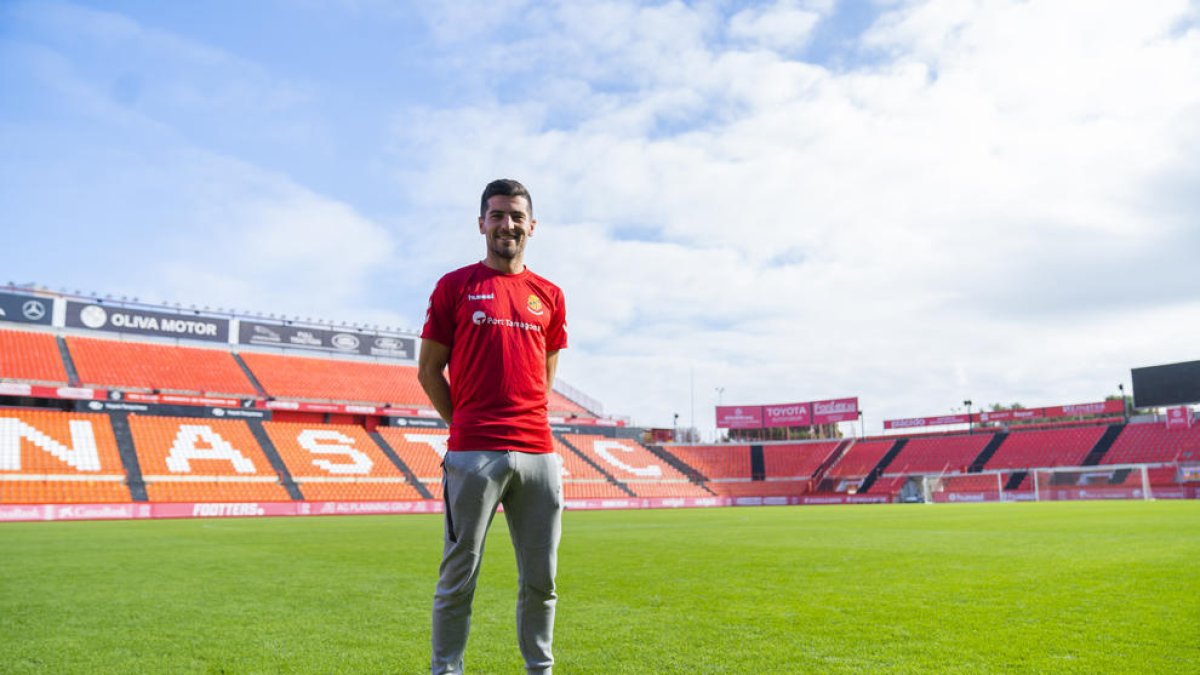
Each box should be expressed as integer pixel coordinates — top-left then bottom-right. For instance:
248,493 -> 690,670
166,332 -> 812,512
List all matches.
526,294 -> 544,316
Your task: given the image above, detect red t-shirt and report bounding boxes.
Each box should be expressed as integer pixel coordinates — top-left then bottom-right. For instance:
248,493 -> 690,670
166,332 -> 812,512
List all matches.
421,262 -> 568,453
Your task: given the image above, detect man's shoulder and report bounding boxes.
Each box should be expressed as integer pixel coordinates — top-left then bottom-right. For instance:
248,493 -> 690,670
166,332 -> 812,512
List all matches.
523,268 -> 564,296
436,262 -> 486,287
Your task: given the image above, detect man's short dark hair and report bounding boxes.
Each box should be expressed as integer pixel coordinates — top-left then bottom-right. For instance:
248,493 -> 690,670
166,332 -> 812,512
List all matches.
480,179 -> 533,218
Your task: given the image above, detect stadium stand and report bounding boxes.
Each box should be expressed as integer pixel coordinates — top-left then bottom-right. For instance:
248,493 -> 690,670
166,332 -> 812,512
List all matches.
984,426 -> 1107,489
865,475 -> 907,495
886,433 -> 993,475
553,436 -> 629,499
374,428 -> 630,500
128,415 -> 291,502
1101,422 -> 1200,465
562,434 -> 711,498
0,409 -> 129,503
548,389 -> 592,416
825,439 -> 895,479
985,425 -> 1106,470
374,427 -> 447,498
262,421 -> 422,501
713,480 -> 814,497
764,441 -> 841,479
238,351 -> 425,406
0,329 -> 69,384
3,312 -> 1197,510
663,444 -> 752,481
67,336 -> 257,396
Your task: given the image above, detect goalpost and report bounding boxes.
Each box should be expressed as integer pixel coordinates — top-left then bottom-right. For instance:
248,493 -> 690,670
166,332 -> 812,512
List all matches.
912,471 -> 1006,503
898,464 -> 1167,504
1030,464 -> 1153,502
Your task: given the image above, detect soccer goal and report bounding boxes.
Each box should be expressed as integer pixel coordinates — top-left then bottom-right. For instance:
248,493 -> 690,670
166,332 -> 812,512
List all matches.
1028,464 -> 1154,502
909,472 -> 1006,503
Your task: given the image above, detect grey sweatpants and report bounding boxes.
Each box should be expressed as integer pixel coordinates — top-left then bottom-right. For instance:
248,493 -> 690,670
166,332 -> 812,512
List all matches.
431,450 -> 563,675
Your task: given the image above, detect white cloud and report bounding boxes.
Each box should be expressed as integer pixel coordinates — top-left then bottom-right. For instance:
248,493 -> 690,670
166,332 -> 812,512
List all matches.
7,0 -> 1199,434
150,152 -> 399,325
729,0 -> 825,52
390,0 -> 1200,431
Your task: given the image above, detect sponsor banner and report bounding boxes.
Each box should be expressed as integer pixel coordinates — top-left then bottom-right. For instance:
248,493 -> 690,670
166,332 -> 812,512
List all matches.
79,400 -> 154,414
0,383 -> 104,400
1043,399 -> 1125,418
1166,406 -> 1193,430
763,403 -> 811,427
389,417 -> 447,429
380,406 -> 442,418
304,500 -> 444,516
892,400 -> 1126,430
0,382 -> 33,397
238,320 -> 415,360
564,497 -> 730,510
0,504 -> 139,522
716,405 -> 764,429
883,414 -> 970,430
0,291 -> 53,326
932,492 -> 1001,504
812,397 -> 859,425
265,400 -> 373,414
78,399 -> 269,419
116,391 -> 244,408
722,397 -> 861,429
548,416 -> 625,427
797,495 -> 891,505
17,488 -> 1198,522
66,301 -> 229,342
1001,491 -> 1038,502
978,409 -> 1039,423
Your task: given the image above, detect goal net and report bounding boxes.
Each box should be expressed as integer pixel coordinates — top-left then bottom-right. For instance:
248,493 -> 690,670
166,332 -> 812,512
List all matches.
908,472 -> 1006,503
1028,465 -> 1153,502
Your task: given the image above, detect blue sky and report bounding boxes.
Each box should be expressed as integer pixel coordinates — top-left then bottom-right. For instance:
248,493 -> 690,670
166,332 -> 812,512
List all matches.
3,0 -> 1199,434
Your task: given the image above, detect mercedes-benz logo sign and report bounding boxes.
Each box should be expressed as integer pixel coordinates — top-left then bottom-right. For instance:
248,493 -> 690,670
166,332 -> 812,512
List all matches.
22,300 -> 46,321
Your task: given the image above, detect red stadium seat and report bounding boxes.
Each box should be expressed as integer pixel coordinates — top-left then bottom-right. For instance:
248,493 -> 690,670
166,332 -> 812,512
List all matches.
563,434 -> 711,498
263,421 -> 421,501
68,336 -> 257,396
0,329 -> 69,384
826,439 -> 895,479
887,434 -> 993,475
0,409 -> 129,503
128,415 -> 290,502
240,351 -> 426,406
1102,423 -> 1200,465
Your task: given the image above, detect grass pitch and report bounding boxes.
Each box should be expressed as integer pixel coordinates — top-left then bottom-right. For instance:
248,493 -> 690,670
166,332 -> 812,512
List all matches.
2,501 -> 1197,673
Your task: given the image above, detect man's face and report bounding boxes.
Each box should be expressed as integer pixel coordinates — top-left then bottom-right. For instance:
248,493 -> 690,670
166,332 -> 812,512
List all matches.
479,195 -> 535,262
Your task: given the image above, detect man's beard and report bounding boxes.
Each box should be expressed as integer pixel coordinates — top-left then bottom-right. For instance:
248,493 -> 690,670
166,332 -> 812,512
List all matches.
490,236 -> 523,259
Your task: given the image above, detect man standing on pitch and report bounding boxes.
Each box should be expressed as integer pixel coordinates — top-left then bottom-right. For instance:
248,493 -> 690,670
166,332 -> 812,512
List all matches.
419,178 -> 567,674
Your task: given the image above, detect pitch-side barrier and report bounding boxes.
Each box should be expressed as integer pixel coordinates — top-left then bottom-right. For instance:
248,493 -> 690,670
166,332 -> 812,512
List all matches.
931,486 -> 1198,503
0,494 -> 894,523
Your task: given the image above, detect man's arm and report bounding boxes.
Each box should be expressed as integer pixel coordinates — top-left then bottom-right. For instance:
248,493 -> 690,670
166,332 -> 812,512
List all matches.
546,350 -> 560,391
418,338 -> 454,425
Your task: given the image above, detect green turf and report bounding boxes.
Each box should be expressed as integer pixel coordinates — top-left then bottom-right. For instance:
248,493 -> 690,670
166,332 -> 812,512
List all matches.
2,501 -> 1198,673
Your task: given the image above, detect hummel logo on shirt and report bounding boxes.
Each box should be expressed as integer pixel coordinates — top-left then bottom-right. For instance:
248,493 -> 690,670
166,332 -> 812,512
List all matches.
467,293 -> 495,301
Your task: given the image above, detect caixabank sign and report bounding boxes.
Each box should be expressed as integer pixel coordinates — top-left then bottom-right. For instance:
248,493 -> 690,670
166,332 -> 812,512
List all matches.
65,301 -> 229,343
0,291 -> 53,326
